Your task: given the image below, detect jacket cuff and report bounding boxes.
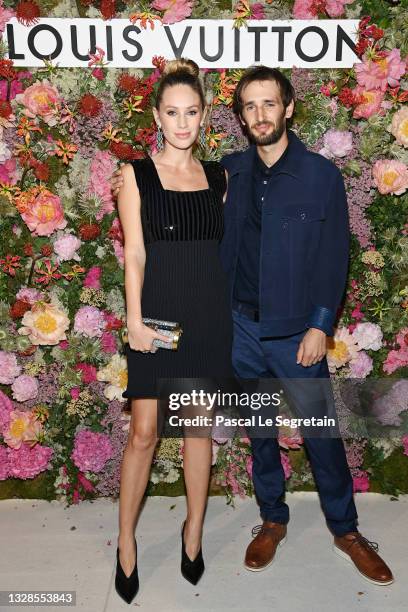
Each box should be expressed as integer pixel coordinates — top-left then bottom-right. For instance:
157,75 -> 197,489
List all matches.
307,306 -> 336,337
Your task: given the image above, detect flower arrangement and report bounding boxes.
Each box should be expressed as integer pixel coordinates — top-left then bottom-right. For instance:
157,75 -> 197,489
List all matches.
0,0 -> 407,504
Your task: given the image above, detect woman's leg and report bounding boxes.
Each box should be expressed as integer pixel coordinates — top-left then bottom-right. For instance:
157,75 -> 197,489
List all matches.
118,398 -> 158,576
182,400 -> 213,560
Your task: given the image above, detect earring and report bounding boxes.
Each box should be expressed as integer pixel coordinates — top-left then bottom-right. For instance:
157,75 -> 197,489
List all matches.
199,126 -> 206,148
156,125 -> 163,151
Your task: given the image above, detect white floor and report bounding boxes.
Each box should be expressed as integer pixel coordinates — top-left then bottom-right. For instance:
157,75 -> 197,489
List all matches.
0,493 -> 407,612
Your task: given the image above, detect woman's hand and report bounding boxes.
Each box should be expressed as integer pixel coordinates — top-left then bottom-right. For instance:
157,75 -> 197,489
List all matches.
127,321 -> 172,353
111,163 -> 125,198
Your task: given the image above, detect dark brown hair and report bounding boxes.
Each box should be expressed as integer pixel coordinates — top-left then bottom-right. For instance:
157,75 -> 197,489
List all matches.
154,58 -> 206,109
232,66 -> 295,116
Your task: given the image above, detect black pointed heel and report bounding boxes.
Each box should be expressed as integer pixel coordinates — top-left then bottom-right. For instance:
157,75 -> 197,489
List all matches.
115,537 -> 139,604
181,521 -> 205,585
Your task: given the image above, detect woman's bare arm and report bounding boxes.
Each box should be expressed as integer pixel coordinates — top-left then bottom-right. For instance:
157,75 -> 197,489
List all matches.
117,163 -> 171,351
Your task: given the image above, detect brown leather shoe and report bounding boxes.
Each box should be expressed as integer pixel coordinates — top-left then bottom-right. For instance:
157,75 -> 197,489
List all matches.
244,521 -> 287,572
333,532 -> 394,585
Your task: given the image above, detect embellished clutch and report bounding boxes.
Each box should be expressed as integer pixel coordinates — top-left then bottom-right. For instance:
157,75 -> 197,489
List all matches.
122,318 -> 183,350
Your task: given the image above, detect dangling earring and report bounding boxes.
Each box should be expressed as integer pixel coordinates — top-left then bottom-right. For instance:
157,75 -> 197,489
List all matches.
156,125 -> 163,151
199,125 -> 206,148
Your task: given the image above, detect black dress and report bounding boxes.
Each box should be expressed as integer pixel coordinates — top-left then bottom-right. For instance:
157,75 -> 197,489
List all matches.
122,156 -> 234,399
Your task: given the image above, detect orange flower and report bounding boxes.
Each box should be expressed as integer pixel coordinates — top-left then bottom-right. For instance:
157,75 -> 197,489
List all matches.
129,12 -> 163,30
213,71 -> 241,106
53,140 -> 78,164
122,94 -> 144,118
101,122 -> 122,143
16,116 -> 42,146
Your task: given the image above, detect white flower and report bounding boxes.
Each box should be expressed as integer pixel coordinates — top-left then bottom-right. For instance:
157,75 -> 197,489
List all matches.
352,322 -> 383,351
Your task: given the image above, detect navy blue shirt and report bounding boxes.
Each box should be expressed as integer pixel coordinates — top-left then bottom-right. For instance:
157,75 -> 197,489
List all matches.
233,143 -> 289,308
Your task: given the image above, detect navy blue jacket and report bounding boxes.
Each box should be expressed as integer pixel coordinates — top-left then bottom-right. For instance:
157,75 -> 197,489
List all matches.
220,130 -> 350,337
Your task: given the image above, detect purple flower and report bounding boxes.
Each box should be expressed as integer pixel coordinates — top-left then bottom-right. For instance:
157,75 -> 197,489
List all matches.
11,375 -> 39,402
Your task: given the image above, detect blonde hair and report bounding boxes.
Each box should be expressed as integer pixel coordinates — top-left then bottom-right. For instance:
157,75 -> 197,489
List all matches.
155,57 -> 205,109
162,58 -> 200,79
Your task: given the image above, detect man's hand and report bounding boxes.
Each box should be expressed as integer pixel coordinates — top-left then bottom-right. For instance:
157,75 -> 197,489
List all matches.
111,162 -> 125,198
296,328 -> 327,367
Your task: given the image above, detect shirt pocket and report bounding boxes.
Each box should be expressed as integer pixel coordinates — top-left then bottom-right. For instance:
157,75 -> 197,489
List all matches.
281,202 -> 326,223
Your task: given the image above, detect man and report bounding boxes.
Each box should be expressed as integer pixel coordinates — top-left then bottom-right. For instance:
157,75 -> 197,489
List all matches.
110,66 -> 393,586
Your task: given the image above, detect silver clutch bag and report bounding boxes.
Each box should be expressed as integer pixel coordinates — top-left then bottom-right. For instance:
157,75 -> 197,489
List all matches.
122,318 -> 183,350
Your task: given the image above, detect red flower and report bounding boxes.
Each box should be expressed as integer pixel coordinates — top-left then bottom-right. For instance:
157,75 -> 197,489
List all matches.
32,160 -> 50,181
338,87 -> 359,108
79,224 -> 101,240
10,299 -> 32,319
40,244 -> 53,257
23,244 -> 34,257
109,141 -> 145,160
117,73 -> 139,94
78,93 -> 103,117
152,56 -> 166,72
0,254 -> 22,277
0,100 -> 13,119
100,0 -> 116,20
0,59 -> 17,81
16,0 -> 41,26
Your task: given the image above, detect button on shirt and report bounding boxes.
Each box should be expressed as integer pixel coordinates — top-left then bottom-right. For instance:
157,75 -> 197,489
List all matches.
233,143 -> 289,309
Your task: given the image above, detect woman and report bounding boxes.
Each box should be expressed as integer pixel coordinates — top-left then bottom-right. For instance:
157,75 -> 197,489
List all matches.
114,58 -> 234,604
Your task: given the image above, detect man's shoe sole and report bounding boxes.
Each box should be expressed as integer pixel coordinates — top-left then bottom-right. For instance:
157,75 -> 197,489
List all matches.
244,535 -> 287,572
332,544 -> 394,586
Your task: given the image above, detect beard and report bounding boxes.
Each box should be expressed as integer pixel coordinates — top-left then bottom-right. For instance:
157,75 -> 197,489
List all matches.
246,111 -> 286,146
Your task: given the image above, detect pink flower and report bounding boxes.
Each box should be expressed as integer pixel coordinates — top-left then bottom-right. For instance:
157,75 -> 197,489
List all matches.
16,287 -> 43,305
325,0 -> 353,17
251,2 -> 265,19
383,328 -> 408,374
402,435 -> 408,457
0,158 -> 18,185
355,49 -> 406,92
353,469 -> 370,493
18,189 -> 67,237
15,79 -> 60,127
151,0 -> 193,24
71,429 -> 114,473
280,451 -> 293,480
92,68 -> 105,81
352,87 -> 385,119
352,322 -> 383,351
319,129 -> 353,159
390,107 -> 408,148
0,445 -> 10,480
7,443 -> 53,479
84,266 -> 102,289
74,306 -> 106,338
292,0 -> 316,19
372,159 -> 408,195
349,351 -> 373,378
0,351 -> 22,385
0,390 -> 13,436
11,375 -> 39,402
3,410 -> 42,449
100,331 -> 117,353
75,363 -> 98,384
53,233 -> 82,263
0,2 -> 15,34
70,387 -> 80,399
87,150 -> 116,221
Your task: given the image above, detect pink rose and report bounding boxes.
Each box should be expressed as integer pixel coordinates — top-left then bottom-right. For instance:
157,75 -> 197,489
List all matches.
372,159 -> 408,195
18,189 -> 67,237
15,79 -> 60,127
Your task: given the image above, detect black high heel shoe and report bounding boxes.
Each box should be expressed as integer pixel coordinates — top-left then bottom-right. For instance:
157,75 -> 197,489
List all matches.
115,537 -> 139,604
181,521 -> 205,585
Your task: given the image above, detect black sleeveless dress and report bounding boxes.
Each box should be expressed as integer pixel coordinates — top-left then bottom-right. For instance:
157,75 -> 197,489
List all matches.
121,156 -> 234,399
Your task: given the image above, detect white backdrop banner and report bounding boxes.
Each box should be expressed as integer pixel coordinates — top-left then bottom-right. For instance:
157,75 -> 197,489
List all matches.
2,18 -> 360,69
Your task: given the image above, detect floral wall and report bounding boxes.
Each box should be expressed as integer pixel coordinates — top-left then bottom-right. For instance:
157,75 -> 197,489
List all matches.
0,0 -> 407,505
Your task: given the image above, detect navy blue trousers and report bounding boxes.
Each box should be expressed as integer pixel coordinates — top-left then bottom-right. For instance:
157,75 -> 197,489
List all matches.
232,309 -> 358,537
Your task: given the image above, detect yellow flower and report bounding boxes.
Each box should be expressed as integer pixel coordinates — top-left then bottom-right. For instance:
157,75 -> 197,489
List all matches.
97,354 -> 128,402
